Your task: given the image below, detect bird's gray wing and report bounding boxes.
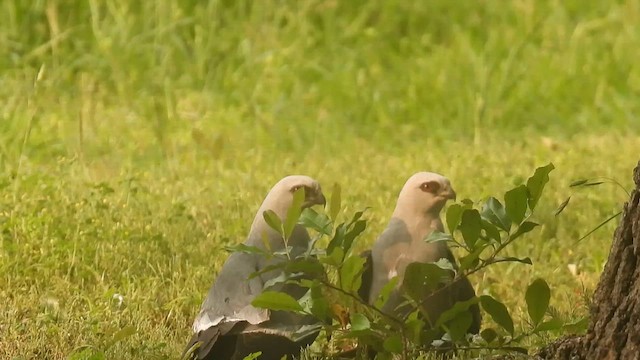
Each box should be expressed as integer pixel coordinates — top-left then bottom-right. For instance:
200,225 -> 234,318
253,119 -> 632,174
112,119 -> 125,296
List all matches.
368,219 -> 411,304
193,252 -> 269,333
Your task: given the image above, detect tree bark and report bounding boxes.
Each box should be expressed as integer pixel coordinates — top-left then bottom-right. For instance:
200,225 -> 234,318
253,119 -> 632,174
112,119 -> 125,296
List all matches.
539,161 -> 640,360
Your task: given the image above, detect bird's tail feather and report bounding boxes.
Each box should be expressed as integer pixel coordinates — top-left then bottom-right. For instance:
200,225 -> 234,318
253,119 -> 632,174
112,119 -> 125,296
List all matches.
181,327 -> 222,360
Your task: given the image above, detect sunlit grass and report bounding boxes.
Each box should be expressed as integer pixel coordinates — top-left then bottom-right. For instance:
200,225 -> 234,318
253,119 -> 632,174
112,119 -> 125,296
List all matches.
1,0 -> 639,358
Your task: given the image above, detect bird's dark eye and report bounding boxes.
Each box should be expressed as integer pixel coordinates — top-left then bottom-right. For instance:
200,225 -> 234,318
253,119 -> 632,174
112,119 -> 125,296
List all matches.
420,181 -> 440,193
290,185 -> 306,193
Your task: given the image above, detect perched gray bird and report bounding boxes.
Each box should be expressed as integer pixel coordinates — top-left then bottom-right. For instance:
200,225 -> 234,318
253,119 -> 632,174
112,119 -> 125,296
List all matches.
183,175 -> 327,360
366,172 -> 481,334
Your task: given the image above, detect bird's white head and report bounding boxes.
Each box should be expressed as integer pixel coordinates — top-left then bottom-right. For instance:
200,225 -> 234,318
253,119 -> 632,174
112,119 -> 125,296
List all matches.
393,172 -> 456,218
256,175 -> 326,222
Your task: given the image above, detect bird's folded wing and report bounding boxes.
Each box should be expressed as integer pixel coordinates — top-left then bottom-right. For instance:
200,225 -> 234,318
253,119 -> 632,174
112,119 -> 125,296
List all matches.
194,253 -> 271,332
241,322 -> 323,342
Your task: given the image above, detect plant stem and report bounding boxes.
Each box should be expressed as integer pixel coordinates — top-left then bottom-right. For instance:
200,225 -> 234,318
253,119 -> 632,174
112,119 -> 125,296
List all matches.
319,280 -> 404,327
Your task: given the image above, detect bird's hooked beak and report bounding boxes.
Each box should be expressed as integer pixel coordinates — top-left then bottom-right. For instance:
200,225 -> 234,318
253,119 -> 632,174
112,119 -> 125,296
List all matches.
445,188 -> 457,201
305,191 -> 326,208
318,193 -> 327,208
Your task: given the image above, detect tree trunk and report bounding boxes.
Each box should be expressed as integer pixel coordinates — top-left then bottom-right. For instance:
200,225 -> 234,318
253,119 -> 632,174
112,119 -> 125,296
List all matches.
539,161 -> 640,360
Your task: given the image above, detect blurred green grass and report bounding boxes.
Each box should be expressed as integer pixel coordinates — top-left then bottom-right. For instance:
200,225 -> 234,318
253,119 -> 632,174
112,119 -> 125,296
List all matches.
1,0 -> 639,358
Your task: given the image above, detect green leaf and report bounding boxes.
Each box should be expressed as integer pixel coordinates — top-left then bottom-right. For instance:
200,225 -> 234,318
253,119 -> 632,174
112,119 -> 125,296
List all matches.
569,179 -> 605,188
309,282 -> 330,321
329,183 -> 341,221
374,276 -> 398,308
242,352 -> 262,360
403,262 -> 453,302
444,310 -> 472,342
327,224 -> 346,256
425,231 -> 452,243
284,187 -> 305,239
433,258 -> 455,272
251,291 -> 304,313
341,327 -> 378,341
436,296 -> 479,341
291,323 -> 324,342
342,219 -> 367,255
525,278 -> 550,326
460,209 -> 482,248
446,203 -> 464,233
405,310 -> 425,342
480,295 -> 514,335
106,325 -> 136,349
260,232 -> 272,252
554,197 -> 571,216
461,198 -> 474,206
584,181 -> 604,187
351,313 -> 370,331
459,241 -> 488,271
248,262 -> 287,279
563,317 -> 589,333
480,328 -> 498,343
526,163 -> 555,210
504,184 -> 528,224
347,208 -> 368,226
481,219 -> 502,243
340,255 -> 366,293
321,247 -> 344,267
493,256 -> 532,265
299,208 -> 332,235
272,246 -> 293,256
482,197 -> 510,231
262,272 -> 290,289
285,258 -> 325,277
569,179 -> 588,187
224,243 -> 269,256
436,296 -> 479,327
256,259 -> 322,282
509,221 -> 539,241
263,210 -> 283,235
534,318 -> 564,333
383,334 -> 403,353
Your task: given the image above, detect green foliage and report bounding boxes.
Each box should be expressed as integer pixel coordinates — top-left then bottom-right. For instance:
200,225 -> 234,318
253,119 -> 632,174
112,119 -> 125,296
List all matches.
526,279 -> 551,327
403,262 -> 454,304
460,209 -> 482,248
480,295 -> 515,336
251,291 -> 305,313
340,255 -> 367,293
242,352 -> 263,360
504,185 -> 528,224
482,197 -> 510,232
329,183 -> 342,222
526,164 -> 555,209
285,187 -> 307,239
299,208 -> 333,236
263,210 -> 284,236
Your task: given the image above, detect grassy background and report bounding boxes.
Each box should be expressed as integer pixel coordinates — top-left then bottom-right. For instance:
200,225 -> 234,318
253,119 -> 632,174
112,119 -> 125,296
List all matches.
1,0 -> 639,358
